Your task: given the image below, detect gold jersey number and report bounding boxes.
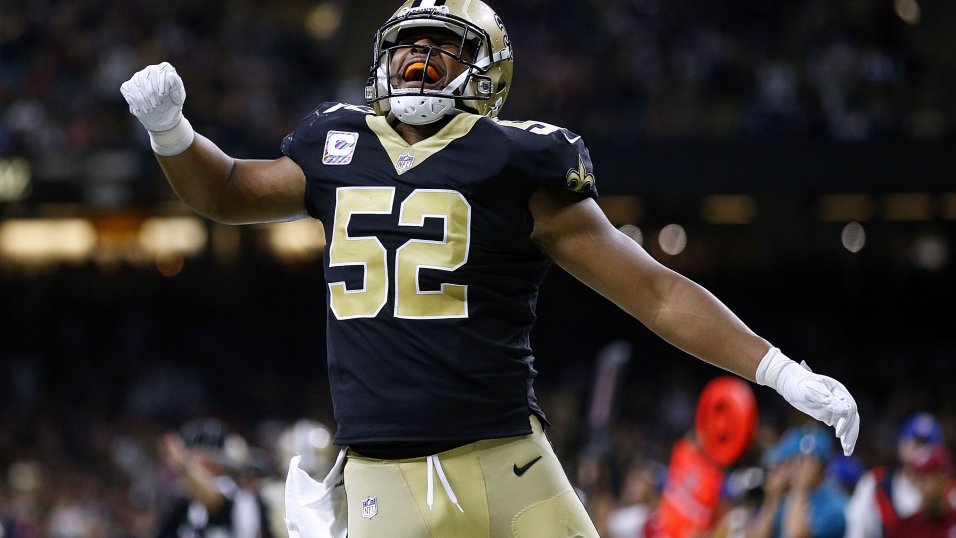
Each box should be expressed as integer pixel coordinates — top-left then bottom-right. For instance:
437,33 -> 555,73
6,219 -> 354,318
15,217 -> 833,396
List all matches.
328,187 -> 471,320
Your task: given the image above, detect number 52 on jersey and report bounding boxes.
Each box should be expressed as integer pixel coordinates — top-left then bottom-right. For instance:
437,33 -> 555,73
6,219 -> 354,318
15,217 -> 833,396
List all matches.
328,187 -> 471,320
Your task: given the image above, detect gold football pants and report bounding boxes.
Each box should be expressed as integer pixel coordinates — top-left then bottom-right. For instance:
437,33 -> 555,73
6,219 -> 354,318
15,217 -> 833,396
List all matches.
344,416 -> 599,537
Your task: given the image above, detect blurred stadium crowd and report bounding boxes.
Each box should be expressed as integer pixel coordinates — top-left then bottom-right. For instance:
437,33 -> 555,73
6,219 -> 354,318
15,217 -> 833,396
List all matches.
2,0 -> 956,536
3,0 -> 955,173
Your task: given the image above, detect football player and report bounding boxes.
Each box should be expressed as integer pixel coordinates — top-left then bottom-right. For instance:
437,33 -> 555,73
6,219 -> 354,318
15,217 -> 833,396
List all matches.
156,418 -> 272,538
121,1 -> 860,536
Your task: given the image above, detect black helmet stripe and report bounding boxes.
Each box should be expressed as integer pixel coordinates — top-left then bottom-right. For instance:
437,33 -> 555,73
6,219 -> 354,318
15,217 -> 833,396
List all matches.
411,0 -> 447,6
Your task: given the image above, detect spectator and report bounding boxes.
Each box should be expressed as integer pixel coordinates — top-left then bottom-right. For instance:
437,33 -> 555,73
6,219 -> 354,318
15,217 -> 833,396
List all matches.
605,460 -> 663,538
846,412 -> 944,538
156,417 -> 273,538
888,445 -> 956,538
747,425 -> 847,538
887,443 -> 956,538
826,453 -> 865,495
710,466 -> 765,538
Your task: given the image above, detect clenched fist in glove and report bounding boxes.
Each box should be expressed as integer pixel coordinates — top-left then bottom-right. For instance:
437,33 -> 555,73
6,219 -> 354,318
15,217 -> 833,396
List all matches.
120,62 -> 194,156
757,347 -> 860,456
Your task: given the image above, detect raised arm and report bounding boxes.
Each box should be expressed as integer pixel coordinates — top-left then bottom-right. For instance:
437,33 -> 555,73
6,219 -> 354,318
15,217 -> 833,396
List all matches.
529,187 -> 860,454
121,62 -> 308,224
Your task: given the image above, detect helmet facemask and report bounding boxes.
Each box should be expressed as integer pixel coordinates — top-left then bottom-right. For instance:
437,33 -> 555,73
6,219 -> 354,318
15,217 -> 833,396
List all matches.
366,4 -> 512,125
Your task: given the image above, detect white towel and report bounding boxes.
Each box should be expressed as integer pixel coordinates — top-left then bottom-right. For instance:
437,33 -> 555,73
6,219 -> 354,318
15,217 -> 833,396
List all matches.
284,449 -> 348,538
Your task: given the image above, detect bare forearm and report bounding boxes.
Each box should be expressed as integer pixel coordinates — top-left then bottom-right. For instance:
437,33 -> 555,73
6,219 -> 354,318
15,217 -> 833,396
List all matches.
643,272 -> 771,381
155,135 -> 308,225
155,134 -> 236,220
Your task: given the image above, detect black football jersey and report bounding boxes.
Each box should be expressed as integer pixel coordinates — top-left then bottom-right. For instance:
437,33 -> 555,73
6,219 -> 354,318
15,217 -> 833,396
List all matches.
281,102 -> 597,446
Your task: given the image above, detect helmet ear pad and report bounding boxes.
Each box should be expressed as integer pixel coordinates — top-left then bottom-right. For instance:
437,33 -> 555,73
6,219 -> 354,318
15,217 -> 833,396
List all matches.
366,0 -> 514,123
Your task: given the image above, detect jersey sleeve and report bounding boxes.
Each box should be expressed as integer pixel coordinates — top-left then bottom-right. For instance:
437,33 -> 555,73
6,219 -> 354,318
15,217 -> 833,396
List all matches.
279,102 -> 354,219
280,101 -> 343,163
496,121 -> 598,199
554,133 -> 598,198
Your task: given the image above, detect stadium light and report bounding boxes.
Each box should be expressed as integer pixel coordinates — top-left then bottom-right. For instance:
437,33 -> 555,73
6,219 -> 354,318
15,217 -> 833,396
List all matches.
307,2 -> 343,40
840,222 -> 866,253
138,217 -> 207,256
883,193 -> 934,221
619,224 -> 644,246
911,235 -> 948,271
939,193 -> 956,220
894,0 -> 921,24
817,194 -> 875,222
0,218 -> 96,263
0,158 -> 32,202
265,220 -> 327,262
658,224 -> 687,256
700,195 -> 756,225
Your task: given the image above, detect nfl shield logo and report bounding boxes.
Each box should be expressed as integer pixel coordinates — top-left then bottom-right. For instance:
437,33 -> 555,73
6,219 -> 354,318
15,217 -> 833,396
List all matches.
396,153 -> 415,173
361,496 -> 378,519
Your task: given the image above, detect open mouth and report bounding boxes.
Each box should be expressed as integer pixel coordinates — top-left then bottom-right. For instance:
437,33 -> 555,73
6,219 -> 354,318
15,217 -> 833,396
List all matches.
403,62 -> 442,85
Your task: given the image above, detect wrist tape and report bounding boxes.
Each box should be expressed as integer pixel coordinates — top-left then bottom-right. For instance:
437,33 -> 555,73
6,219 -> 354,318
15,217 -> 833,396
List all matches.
149,116 -> 194,156
755,346 -> 796,389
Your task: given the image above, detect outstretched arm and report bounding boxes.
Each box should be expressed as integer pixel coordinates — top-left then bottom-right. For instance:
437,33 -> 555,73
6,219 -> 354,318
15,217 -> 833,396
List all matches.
530,188 -> 769,378
121,62 -> 308,224
529,188 -> 860,454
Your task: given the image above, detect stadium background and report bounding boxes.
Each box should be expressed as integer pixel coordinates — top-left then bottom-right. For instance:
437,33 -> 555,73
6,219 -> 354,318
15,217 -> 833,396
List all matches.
1,0 -> 954,534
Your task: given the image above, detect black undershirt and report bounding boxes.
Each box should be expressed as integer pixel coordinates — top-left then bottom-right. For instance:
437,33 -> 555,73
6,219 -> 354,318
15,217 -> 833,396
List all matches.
349,438 -> 478,459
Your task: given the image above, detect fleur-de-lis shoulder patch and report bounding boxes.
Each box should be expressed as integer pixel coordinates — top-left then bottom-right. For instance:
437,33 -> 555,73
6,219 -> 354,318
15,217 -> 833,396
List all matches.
566,155 -> 595,194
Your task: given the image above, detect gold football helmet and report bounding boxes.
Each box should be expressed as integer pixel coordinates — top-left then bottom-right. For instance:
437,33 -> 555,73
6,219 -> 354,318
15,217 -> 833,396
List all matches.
365,0 -> 514,125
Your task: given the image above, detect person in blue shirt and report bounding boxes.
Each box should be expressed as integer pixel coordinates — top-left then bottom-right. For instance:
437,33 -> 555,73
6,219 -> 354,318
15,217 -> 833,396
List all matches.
749,425 -> 848,538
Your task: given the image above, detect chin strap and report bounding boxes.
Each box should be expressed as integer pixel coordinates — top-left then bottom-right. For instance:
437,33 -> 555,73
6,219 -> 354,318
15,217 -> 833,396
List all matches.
389,94 -> 462,125
388,66 -> 472,125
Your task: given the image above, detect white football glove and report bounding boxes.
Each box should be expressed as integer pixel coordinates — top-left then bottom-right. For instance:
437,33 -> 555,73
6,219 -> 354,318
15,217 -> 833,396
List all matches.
756,347 -> 860,456
120,62 -> 194,156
